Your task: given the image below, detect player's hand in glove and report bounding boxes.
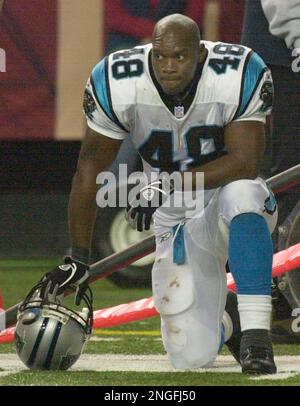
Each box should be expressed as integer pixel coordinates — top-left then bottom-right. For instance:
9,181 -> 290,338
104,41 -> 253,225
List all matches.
125,179 -> 174,232
40,256 -> 90,305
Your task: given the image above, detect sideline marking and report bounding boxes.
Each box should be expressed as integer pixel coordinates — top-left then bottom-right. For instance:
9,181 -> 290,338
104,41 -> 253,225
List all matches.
1,354 -> 300,378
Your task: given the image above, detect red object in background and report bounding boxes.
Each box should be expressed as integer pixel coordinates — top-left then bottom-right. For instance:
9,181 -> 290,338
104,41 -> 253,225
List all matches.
0,0 -> 56,139
104,0 -> 156,41
219,0 -> 245,43
91,242 -> 300,328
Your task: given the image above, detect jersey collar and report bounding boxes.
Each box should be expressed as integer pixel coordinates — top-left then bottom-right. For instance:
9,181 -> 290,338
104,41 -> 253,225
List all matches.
148,50 -> 205,118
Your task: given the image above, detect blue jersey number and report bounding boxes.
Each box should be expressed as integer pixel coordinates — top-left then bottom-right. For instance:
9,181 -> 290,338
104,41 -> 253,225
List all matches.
139,126 -> 225,171
209,43 -> 245,75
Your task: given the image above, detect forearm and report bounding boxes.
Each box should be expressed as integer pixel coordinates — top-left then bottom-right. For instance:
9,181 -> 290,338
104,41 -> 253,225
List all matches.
183,121 -> 265,190
186,153 -> 260,190
68,166 -> 98,254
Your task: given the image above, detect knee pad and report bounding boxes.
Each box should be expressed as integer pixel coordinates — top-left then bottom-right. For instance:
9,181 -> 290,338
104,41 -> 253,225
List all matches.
218,178 -> 277,231
161,315 -> 219,370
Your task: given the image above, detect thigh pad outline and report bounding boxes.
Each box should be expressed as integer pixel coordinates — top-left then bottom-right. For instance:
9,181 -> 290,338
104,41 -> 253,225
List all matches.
152,258 -> 194,316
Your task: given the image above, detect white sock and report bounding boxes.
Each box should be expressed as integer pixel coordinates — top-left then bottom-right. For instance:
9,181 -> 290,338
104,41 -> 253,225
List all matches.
238,294 -> 272,331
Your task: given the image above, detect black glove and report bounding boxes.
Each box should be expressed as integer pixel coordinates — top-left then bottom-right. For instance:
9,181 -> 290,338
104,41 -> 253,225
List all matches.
125,179 -> 173,232
40,256 -> 90,305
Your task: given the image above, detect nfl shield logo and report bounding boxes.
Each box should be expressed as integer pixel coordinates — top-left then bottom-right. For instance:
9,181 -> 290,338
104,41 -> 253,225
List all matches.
174,106 -> 184,118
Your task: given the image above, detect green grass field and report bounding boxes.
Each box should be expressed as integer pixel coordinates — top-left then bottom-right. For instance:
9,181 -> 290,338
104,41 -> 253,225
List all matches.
1,260 -> 300,386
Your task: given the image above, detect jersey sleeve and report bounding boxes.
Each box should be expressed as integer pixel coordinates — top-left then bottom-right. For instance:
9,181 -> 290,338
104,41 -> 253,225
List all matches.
262,0 -> 300,50
83,58 -> 129,140
231,52 -> 274,124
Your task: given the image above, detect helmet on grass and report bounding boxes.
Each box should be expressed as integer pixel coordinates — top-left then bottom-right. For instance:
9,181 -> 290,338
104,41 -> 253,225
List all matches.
15,282 -> 93,370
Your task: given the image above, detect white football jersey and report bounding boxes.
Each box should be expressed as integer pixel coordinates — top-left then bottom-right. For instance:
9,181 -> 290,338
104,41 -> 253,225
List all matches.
83,41 -> 273,175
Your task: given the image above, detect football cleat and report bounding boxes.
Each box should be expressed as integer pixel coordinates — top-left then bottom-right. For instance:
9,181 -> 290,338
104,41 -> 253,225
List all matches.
240,330 -> 277,374
224,290 -> 242,364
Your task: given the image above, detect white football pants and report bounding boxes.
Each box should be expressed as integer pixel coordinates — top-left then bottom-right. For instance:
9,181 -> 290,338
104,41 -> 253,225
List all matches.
152,178 -> 277,370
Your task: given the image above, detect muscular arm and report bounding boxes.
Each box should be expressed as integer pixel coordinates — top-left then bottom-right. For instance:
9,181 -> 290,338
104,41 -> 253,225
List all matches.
68,127 -> 122,252
187,121 -> 265,190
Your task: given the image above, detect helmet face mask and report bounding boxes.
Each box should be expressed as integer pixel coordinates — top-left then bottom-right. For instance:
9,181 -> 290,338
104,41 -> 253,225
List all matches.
15,282 -> 93,371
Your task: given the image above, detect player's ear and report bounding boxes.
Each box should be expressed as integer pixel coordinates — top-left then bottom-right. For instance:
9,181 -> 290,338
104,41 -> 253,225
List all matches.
199,43 -> 207,64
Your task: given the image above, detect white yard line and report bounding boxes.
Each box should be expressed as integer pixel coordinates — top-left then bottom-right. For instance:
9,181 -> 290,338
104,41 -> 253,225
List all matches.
0,355 -> 25,378
0,354 -> 300,379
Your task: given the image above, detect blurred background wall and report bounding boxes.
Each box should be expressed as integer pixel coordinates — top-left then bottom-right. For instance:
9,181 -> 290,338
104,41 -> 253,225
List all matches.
0,0 -> 103,140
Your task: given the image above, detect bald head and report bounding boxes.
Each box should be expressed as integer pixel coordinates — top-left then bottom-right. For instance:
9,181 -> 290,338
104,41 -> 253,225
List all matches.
151,14 -> 204,96
152,14 -> 200,48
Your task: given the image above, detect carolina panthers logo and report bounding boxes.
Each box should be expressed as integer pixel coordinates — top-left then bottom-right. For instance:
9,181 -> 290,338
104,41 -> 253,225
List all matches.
83,88 -> 96,120
259,80 -> 274,113
15,332 -> 26,354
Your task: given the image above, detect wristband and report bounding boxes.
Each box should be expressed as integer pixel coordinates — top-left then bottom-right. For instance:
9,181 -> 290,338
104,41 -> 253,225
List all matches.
71,246 -> 90,264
